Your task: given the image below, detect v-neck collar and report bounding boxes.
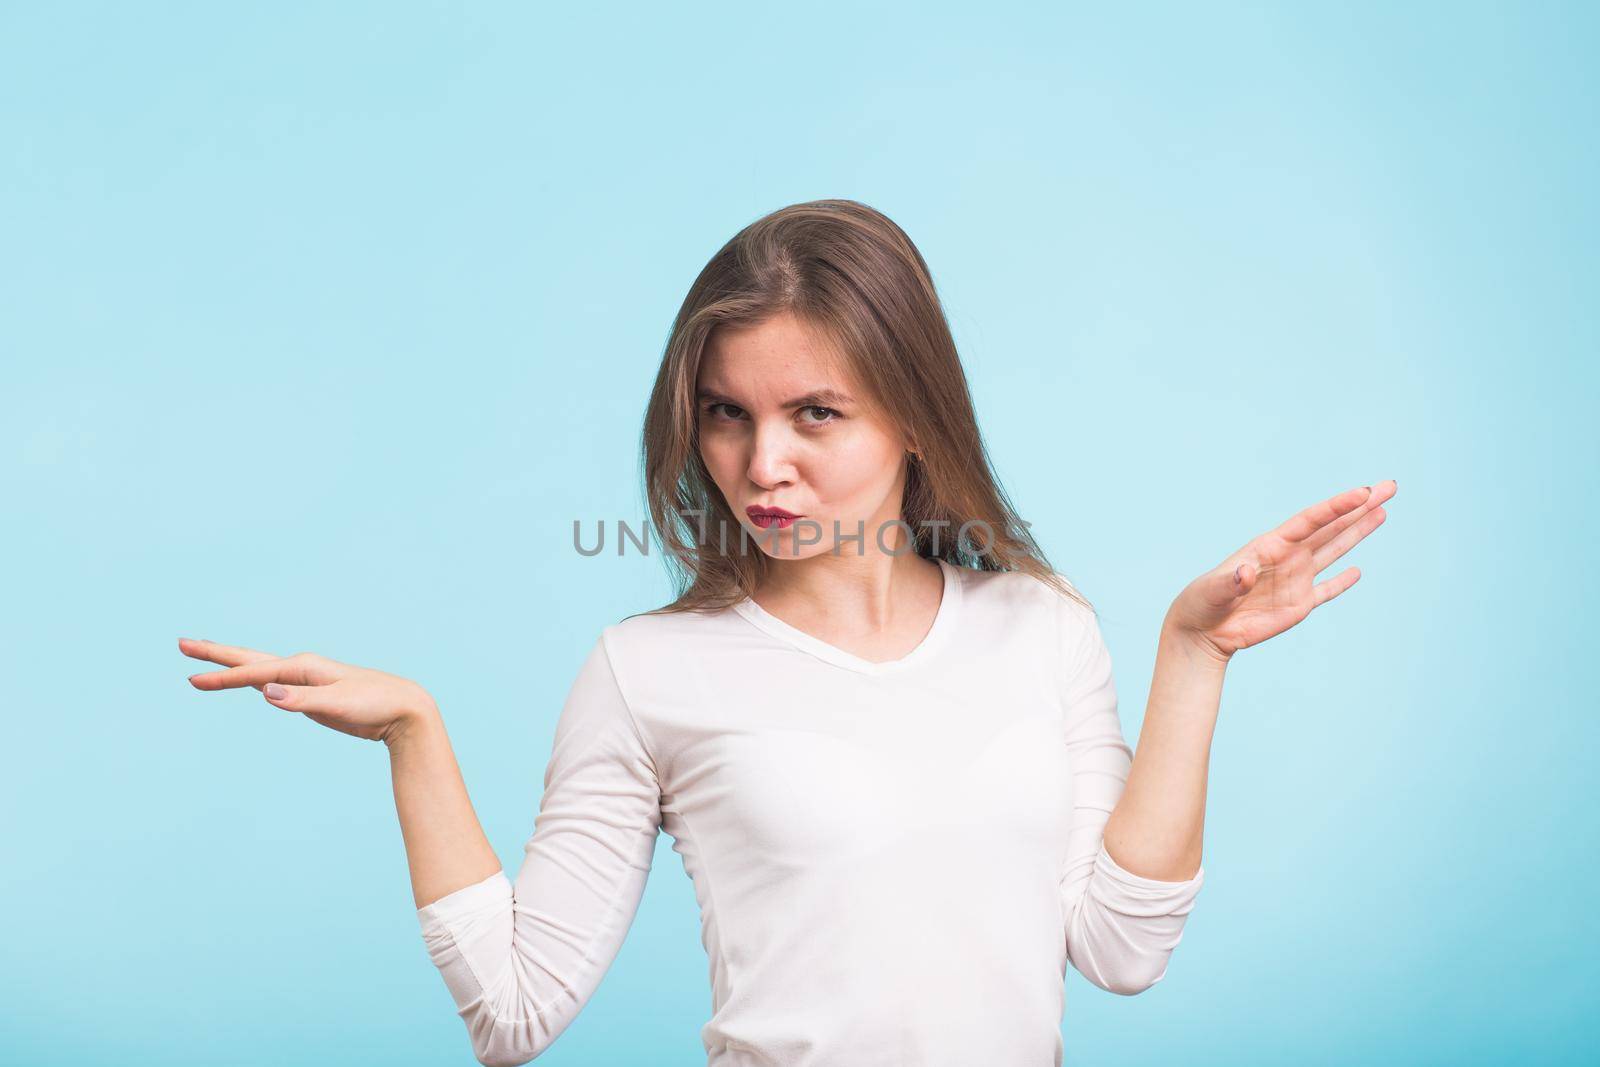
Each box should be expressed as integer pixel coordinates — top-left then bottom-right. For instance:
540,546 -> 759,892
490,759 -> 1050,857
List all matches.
731,557 -> 964,676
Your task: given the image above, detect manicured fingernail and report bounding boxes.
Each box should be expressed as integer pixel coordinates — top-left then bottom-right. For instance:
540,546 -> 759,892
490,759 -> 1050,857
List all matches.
264,683 -> 287,700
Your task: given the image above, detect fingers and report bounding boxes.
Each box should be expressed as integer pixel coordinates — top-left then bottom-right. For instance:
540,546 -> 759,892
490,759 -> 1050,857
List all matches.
1189,557 -> 1261,611
1313,565 -> 1361,606
263,680 -> 326,711
187,653 -> 330,692
1274,479 -> 1395,545
1303,480 -> 1397,554
177,637 -> 279,668
1273,484 -> 1370,544
1311,506 -> 1386,573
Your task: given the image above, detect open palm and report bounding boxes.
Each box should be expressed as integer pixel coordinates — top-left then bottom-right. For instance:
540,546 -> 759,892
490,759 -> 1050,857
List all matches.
179,638 -> 434,744
1166,479 -> 1398,660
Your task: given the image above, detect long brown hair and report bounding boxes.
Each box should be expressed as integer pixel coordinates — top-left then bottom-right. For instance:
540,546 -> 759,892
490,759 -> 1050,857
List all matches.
638,198 -> 1091,615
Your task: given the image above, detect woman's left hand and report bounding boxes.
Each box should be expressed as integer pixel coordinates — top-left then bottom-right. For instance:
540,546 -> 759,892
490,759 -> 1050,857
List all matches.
1164,479 -> 1398,664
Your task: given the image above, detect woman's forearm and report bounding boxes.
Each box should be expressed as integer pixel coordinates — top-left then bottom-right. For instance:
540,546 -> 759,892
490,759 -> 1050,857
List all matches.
385,709 -> 504,909
1101,614 -> 1231,882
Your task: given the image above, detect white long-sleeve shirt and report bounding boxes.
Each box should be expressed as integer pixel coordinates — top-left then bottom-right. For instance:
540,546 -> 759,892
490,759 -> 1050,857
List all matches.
416,559 -> 1206,1067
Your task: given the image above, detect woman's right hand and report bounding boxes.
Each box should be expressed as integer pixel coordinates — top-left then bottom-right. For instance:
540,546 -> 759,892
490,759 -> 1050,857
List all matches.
179,638 -> 438,746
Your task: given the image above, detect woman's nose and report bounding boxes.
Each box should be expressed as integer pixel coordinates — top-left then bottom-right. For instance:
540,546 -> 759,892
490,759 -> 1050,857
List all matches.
745,425 -> 797,487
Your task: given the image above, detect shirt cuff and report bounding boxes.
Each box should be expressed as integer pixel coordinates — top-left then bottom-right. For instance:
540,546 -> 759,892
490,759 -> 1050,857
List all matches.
416,868 -> 511,939
1092,842 -> 1205,913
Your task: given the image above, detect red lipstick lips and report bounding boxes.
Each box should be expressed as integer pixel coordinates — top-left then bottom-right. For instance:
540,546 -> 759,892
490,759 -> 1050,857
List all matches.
746,505 -> 801,529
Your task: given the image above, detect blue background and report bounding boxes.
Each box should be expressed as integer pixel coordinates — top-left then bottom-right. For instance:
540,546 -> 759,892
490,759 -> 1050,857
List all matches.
4,2 -> 1595,1064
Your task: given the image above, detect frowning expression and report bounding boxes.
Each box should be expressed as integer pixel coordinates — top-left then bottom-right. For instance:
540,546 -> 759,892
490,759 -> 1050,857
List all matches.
696,311 -> 912,560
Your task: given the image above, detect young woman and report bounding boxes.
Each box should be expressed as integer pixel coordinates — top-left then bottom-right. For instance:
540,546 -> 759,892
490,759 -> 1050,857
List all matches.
181,199 -> 1396,1067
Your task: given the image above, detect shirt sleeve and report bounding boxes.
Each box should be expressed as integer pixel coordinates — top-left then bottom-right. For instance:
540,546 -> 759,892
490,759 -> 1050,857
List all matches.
415,633 -> 662,1066
1055,591 -> 1205,996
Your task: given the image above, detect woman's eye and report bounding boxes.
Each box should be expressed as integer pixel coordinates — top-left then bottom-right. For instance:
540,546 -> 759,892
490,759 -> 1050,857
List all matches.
700,402 -> 838,425
800,406 -> 841,425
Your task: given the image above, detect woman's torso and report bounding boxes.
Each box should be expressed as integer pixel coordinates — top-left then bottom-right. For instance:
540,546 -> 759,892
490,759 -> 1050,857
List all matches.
603,560 -> 1079,1066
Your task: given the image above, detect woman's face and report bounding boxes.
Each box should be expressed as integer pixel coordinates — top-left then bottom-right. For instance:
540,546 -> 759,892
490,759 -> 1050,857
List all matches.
696,311 -> 912,562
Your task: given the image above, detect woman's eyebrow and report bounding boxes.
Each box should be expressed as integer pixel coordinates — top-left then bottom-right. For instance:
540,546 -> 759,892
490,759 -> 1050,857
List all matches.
695,387 -> 856,407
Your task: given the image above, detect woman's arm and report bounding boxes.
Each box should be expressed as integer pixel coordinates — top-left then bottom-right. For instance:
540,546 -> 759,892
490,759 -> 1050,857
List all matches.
1056,599 -> 1206,996
1099,623 -> 1227,882
412,635 -> 662,1067
385,709 -> 504,909
180,631 -> 662,1067
1103,479 -> 1397,884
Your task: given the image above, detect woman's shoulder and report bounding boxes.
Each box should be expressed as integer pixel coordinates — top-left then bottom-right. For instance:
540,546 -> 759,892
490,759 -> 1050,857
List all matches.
957,564 -> 1101,647
959,563 -> 1086,611
597,599 -> 747,663
608,599 -> 744,635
